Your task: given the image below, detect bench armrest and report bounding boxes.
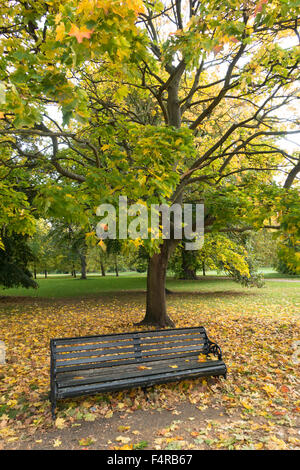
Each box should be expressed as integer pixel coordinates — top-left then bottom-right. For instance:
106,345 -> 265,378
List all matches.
207,340 -> 223,361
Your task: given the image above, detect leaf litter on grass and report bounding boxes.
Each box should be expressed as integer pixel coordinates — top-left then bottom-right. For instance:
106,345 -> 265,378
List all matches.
0,291 -> 299,450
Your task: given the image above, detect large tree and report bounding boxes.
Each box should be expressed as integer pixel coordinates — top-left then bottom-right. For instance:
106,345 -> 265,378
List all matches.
0,0 -> 300,325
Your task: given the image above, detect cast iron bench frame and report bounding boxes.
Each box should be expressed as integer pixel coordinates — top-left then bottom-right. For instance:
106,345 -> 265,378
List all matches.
50,326 -> 227,418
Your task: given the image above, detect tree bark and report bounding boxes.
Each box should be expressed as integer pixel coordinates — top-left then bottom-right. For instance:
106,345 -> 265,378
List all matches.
138,240 -> 178,327
80,253 -> 87,279
99,251 -> 106,276
71,263 -> 76,277
180,266 -> 197,280
100,260 -> 106,276
180,249 -> 197,280
114,255 -> 119,277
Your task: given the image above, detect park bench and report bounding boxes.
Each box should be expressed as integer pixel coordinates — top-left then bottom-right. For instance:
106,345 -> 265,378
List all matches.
50,326 -> 227,418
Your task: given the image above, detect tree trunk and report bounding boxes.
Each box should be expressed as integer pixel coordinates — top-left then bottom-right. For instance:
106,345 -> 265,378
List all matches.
114,255 -> 119,277
99,251 -> 106,276
71,263 -> 76,277
100,260 -> 105,276
137,62 -> 184,327
180,249 -> 197,280
80,253 -> 87,280
44,270 -> 47,279
180,266 -> 197,280
202,261 -> 206,276
33,265 -> 37,279
138,240 -> 177,327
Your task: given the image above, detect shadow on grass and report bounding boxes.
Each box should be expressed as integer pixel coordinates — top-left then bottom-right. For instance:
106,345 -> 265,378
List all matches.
0,289 -> 257,308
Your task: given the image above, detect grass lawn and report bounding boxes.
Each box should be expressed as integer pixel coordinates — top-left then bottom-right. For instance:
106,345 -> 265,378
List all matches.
0,275 -> 299,450
1,271 -> 299,301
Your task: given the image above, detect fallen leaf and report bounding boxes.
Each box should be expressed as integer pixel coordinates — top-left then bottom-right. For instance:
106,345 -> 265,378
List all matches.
116,435 -> 131,444
53,438 -> 62,448
55,417 -> 66,429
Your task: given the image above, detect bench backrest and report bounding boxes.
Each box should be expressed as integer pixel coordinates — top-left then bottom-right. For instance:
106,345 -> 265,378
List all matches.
51,326 -> 209,375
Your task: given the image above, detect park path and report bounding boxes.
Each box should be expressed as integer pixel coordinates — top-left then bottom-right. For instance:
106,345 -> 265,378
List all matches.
265,278 -> 300,282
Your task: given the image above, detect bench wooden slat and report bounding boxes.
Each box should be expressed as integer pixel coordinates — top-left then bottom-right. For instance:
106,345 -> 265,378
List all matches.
55,349 -> 205,373
57,362 -> 226,398
54,332 -> 206,354
57,358 -> 221,388
53,332 -> 137,347
140,339 -> 205,353
137,327 -> 205,338
56,355 -> 203,381
56,351 -> 138,367
55,342 -> 207,366
140,344 -> 206,358
139,333 -> 206,345
54,339 -> 135,353
55,339 -> 206,360
56,345 -> 136,360
52,326 -> 205,346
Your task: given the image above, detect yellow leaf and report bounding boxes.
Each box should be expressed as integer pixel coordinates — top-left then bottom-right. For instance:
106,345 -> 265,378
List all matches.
169,365 -> 178,369
116,435 -> 131,444
98,239 -> 107,252
241,401 -> 252,410
262,384 -> 277,396
116,444 -> 133,450
105,410 -> 113,419
54,13 -> 62,25
55,23 -> 65,42
101,144 -> 110,151
118,425 -> 130,432
126,0 -> 145,15
53,438 -> 62,448
55,417 -> 66,429
255,443 -> 264,450
85,231 -> 95,238
198,354 -> 207,363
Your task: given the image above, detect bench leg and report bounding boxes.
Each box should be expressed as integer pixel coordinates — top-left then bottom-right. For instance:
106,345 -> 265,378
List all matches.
51,398 -> 56,420
142,387 -> 149,401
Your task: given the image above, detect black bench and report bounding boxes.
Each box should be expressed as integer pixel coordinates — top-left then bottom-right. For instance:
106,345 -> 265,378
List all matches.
50,326 -> 227,418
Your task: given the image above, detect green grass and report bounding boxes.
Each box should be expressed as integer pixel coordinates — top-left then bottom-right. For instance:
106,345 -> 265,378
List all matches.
0,275 -> 147,298
0,274 -> 299,309
33,267 -> 300,280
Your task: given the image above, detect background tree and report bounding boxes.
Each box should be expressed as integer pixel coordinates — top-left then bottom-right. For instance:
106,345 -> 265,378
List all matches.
0,160 -> 36,288
169,232 -> 264,286
274,188 -> 300,274
246,229 -> 278,269
49,221 -> 89,279
0,231 -> 37,289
